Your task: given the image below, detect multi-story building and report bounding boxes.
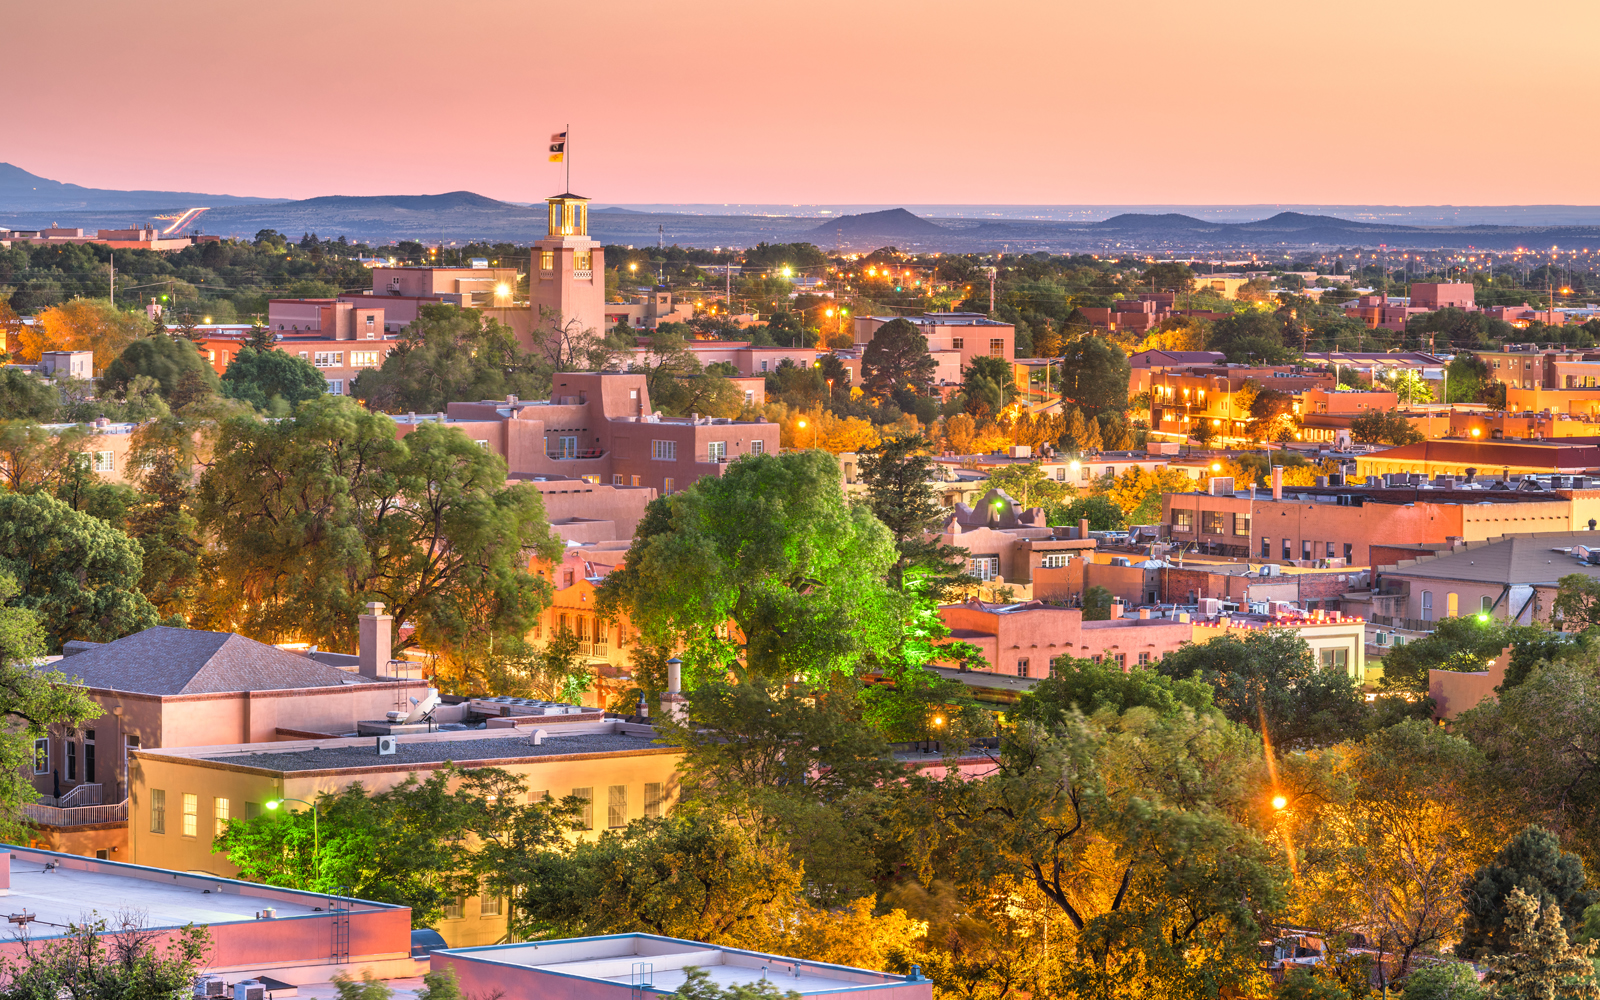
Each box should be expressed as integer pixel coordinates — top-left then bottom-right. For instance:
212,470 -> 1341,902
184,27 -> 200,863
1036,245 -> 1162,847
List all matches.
1128,349 -> 1226,395
605,290 -> 697,331
392,372 -> 779,498
851,313 -> 1014,386
1148,366 -> 1334,439
128,721 -> 681,947
1161,474 -> 1592,566
196,331 -> 398,396
937,599 -> 1194,678
1354,439 -> 1600,478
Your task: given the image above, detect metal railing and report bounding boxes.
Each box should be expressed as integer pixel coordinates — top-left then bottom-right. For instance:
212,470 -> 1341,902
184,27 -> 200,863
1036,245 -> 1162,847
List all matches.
34,783 -> 104,809
1369,613 -> 1436,633
545,449 -> 606,460
23,799 -> 128,827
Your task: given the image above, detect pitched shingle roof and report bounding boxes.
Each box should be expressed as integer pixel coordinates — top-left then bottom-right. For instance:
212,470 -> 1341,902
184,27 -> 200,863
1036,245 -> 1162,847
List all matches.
1382,531 -> 1600,586
55,626 -> 369,696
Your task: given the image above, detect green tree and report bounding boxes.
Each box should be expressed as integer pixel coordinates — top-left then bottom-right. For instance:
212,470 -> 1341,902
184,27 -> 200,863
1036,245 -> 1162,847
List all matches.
1460,827 -> 1598,961
1050,493 -> 1123,531
1482,888 -> 1600,1000
1059,335 -> 1131,418
1080,584 -> 1115,621
1142,262 -> 1196,293
0,492 -> 160,650
1377,616 -> 1550,694
861,319 -> 937,403
0,917 -> 210,1000
1153,627 -> 1371,750
99,336 -> 219,401
856,434 -> 970,593
1209,311 -> 1297,364
332,971 -> 394,1000
959,355 -> 1018,418
493,811 -> 804,942
675,966 -> 802,1000
0,572 -> 103,841
985,461 -> 1071,511
1350,409 -> 1424,446
194,396 -> 560,660
1397,962 -> 1485,1000
1013,654 -> 1217,727
0,370 -> 60,421
1384,367 -> 1434,404
1554,574 -> 1600,633
221,346 -> 328,410
597,451 -> 900,685
217,768 -> 531,927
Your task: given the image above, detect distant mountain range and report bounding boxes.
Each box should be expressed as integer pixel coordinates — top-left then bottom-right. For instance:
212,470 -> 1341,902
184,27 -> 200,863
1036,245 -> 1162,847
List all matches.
0,162 -> 275,212
9,163 -> 1600,252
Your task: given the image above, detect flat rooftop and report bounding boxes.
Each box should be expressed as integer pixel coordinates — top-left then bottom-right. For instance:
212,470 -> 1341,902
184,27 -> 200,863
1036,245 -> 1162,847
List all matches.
0,847 -> 384,934
441,934 -> 921,996
180,724 -> 672,774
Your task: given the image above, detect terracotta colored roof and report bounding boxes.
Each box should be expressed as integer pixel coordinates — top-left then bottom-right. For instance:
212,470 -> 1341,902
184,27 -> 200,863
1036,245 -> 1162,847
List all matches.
55,626 -> 369,696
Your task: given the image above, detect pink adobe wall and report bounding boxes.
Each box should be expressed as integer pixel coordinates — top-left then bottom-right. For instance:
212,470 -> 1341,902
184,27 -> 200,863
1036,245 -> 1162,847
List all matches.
1161,493 -> 1468,567
1409,283 -> 1475,310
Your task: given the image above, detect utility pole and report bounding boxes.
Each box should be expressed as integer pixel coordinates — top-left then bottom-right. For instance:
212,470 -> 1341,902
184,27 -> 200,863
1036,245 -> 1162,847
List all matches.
109,251 -> 114,306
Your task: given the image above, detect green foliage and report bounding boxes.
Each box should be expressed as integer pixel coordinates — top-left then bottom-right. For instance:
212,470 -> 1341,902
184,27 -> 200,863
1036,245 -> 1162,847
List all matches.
675,966 -> 802,1000
1013,656 -> 1217,727
0,491 -> 159,650
1080,584 -> 1114,620
1481,888 -> 1600,1000
597,451 -> 901,685
1554,575 -> 1600,634
861,319 -> 936,404
1050,492 -> 1124,531
1377,616 -> 1551,694
1350,408 -> 1423,446
856,434 -> 971,594
959,355 -> 1017,419
1058,335 -> 1130,418
193,396 -> 560,665
1210,311 -> 1298,364
413,968 -> 467,1000
1460,826 -> 1598,961
0,918 -> 210,1000
491,811 -> 803,942
99,335 -> 219,401
332,970 -> 394,1000
1154,627 -> 1373,750
1398,962 -> 1486,1000
220,345 -> 328,410
217,767 -> 550,928
0,370 -> 60,421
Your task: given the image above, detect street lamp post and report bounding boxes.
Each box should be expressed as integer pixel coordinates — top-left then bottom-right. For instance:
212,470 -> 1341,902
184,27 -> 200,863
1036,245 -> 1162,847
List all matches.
266,796 -> 320,886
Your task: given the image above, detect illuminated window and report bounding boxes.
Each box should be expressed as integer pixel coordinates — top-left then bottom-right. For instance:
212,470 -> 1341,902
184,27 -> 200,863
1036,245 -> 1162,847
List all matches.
989,338 -> 1004,357
1200,511 -> 1224,535
572,788 -> 594,830
574,250 -> 593,273
540,250 -> 555,271
663,478 -> 674,494
214,797 -> 230,837
92,451 -> 114,472
1171,510 -> 1194,532
150,789 -> 165,834
1233,513 -> 1250,536
182,793 -> 198,838
312,351 -> 343,368
350,351 -> 380,368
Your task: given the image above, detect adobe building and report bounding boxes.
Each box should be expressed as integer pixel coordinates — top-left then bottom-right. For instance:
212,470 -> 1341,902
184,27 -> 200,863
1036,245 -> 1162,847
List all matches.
32,617 -> 429,858
431,934 -> 932,1000
1161,475 -> 1590,567
1190,608 -> 1369,683
0,846 -> 415,986
479,194 -> 607,348
1148,366 -> 1335,440
393,371 -> 779,498
128,722 -> 682,947
851,313 -> 1015,386
1373,530 -> 1600,629
1354,439 -> 1600,478
1128,349 -> 1226,395
937,599 -> 1194,678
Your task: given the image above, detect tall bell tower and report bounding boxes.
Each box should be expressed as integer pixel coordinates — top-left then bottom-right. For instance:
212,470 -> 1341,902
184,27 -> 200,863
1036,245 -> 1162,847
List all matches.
530,192 -> 606,343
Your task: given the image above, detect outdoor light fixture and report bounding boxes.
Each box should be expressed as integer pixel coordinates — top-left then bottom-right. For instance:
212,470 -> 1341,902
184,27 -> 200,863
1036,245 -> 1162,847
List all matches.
1272,796 -> 1288,810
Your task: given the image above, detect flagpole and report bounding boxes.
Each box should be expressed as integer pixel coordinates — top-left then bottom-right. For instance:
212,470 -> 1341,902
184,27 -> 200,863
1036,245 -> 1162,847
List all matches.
566,122 -> 571,193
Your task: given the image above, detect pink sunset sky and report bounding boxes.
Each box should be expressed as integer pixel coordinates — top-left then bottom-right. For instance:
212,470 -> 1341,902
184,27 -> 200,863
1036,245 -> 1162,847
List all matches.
8,0 -> 1599,205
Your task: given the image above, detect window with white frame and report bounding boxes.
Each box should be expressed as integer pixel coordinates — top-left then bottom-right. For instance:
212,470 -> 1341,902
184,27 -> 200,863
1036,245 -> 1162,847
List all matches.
324,379 -> 343,394
1041,553 -> 1070,569
313,351 -> 343,368
214,797 -> 230,836
663,478 -> 675,494
32,739 -> 46,774
708,441 -> 727,462
92,451 -> 114,472
182,793 -> 198,838
651,440 -> 677,461
351,351 -> 380,368
750,439 -> 764,455
968,554 -> 1000,580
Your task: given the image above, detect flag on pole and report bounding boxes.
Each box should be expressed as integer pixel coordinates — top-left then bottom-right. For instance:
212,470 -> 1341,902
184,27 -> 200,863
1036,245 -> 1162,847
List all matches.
548,131 -> 567,163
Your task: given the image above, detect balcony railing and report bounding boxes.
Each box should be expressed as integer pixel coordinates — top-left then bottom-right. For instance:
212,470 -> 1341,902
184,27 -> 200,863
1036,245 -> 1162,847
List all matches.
23,799 -> 129,828
35,783 -> 103,808
1369,613 -> 1436,633
545,449 -> 606,460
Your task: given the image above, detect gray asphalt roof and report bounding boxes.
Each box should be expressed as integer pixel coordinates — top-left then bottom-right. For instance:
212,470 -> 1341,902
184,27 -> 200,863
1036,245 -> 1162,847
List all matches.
54,626 -> 370,695
198,732 -> 671,772
1383,531 -> 1600,585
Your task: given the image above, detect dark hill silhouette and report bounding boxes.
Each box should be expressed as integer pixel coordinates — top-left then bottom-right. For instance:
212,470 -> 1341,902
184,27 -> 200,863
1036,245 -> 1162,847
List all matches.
813,208 -> 946,237
0,162 -> 274,211
284,191 -> 510,211
1092,213 -> 1220,230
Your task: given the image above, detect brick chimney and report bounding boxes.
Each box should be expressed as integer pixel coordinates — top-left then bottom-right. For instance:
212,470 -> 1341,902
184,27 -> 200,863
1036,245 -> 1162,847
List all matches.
358,602 -> 392,679
1079,517 -> 1090,539
1271,465 -> 1283,501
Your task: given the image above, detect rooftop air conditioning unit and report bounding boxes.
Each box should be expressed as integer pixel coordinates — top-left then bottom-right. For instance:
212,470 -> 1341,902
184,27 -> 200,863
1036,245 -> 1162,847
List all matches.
194,978 -> 226,998
1208,476 -> 1235,496
233,983 -> 266,1000
377,735 -> 397,756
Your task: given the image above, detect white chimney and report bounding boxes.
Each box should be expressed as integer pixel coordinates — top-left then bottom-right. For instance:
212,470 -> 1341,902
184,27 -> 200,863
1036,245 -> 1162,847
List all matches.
358,602 -> 392,679
661,657 -> 686,720
1271,466 -> 1283,501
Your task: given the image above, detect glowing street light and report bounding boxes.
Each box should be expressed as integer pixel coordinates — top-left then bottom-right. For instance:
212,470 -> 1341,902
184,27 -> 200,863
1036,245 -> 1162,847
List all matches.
1272,795 -> 1288,811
